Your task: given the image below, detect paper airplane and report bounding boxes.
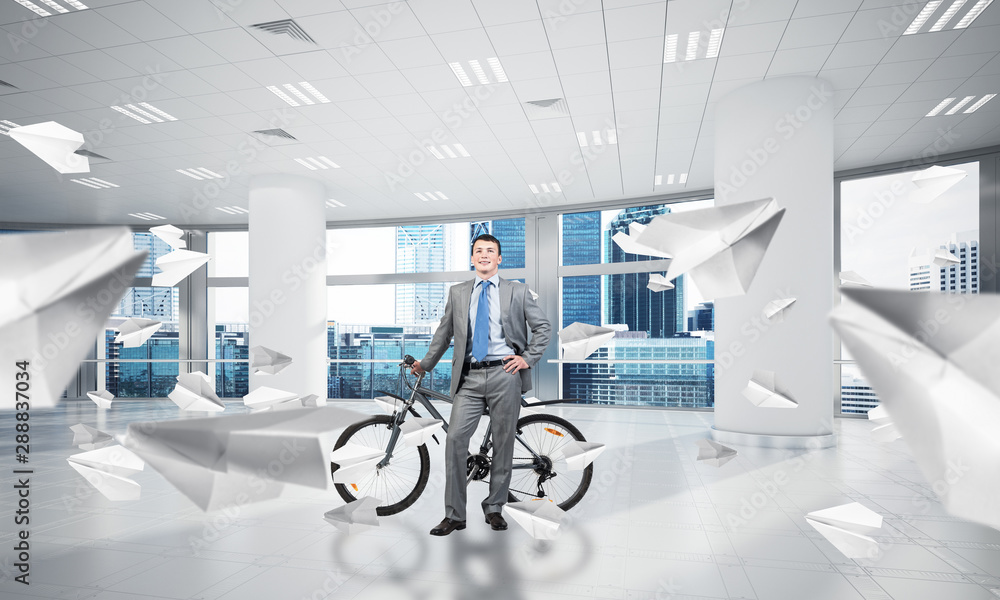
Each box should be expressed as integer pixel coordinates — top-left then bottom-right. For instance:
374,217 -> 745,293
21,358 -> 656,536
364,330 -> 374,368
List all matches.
299,394 -> 325,407
67,445 -> 144,501
634,198 -> 784,299
529,289 -> 539,301
168,371 -> 225,412
559,322 -> 617,361
742,370 -> 798,408
86,389 -> 114,409
330,443 -> 385,484
553,440 -> 605,470
114,317 -> 163,348
520,396 -> 542,416
763,297 -> 796,322
805,502 -> 883,559
249,345 -> 292,375
149,224 -> 186,249
932,248 -> 960,267
839,271 -> 873,287
910,165 -> 966,204
831,287 -> 1000,531
646,273 -> 675,292
151,249 -> 211,287
696,439 -> 738,467
70,424 -> 114,450
9,121 -> 89,173
0,228 -> 146,409
373,396 -> 404,414
243,386 -> 299,409
866,404 -> 902,442
611,222 -> 672,259
399,418 -> 442,447
324,496 -> 381,534
124,405 -> 364,511
503,500 -> 566,540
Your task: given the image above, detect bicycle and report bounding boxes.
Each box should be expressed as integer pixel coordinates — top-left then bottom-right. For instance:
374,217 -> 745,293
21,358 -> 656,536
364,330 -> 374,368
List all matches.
331,355 -> 594,516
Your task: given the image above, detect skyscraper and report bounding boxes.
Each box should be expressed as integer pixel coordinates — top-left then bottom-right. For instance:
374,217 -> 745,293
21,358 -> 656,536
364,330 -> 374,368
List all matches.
395,224 -> 454,324
561,211 -> 602,327
908,231 -> 978,293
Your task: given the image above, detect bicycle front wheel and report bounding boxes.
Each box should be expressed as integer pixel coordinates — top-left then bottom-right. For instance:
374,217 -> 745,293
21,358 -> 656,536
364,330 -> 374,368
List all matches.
508,414 -> 593,511
331,415 -> 430,516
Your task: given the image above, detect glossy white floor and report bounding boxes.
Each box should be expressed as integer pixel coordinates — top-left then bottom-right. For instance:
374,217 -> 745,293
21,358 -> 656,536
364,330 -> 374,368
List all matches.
2,400 -> 999,600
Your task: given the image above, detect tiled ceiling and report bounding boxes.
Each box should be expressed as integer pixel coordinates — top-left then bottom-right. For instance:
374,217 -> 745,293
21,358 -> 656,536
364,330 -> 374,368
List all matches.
0,0 -> 998,225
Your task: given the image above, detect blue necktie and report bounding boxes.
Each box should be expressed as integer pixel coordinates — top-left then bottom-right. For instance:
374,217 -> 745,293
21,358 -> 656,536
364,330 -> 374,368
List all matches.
472,280 -> 491,361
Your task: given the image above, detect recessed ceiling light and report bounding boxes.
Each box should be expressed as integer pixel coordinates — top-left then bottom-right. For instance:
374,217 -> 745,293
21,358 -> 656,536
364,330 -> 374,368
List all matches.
930,0 -> 968,31
706,28 -> 724,58
904,0 -> 991,33
667,174 -> 675,184
577,129 -> 618,147
685,31 -> 700,61
945,95 -> 976,114
955,0 -> 993,27
137,102 -> 176,121
13,0 -> 49,16
926,93 -> 996,116
529,182 -> 561,193
128,212 -> 166,221
656,173 -> 687,185
905,1 -> 944,33
111,103 -> 176,124
926,97 -> 955,116
679,173 -> 688,184
0,119 -> 20,135
267,83 -> 330,107
414,192 -> 447,201
326,199 -> 345,208
215,206 -> 249,215
427,144 -> 470,159
663,34 -> 678,63
176,168 -> 223,180
665,29 -> 725,63
294,156 -> 340,170
449,57 -> 508,87
111,105 -> 150,124
964,93 -> 996,112
71,178 -> 118,189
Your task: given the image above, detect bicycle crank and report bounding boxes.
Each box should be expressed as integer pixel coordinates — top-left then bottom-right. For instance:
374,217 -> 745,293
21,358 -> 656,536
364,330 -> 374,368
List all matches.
466,453 -> 491,481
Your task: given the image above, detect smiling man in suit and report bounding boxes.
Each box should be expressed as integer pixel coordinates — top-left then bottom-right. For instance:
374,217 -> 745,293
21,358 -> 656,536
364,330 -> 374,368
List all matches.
410,233 -> 551,536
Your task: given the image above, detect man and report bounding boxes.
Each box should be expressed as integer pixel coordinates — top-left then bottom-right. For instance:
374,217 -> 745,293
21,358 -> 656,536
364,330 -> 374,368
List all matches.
411,234 -> 551,536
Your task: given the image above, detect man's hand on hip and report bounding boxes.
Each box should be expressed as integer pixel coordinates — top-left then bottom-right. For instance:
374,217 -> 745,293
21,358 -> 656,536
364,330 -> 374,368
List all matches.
502,355 -> 529,374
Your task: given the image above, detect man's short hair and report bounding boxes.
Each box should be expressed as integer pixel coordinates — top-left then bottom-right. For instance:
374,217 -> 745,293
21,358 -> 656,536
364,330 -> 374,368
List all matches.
471,234 -> 501,256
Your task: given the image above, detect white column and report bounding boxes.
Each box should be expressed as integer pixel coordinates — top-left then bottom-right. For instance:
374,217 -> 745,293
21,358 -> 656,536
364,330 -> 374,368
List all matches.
713,77 -> 836,449
248,174 -> 327,399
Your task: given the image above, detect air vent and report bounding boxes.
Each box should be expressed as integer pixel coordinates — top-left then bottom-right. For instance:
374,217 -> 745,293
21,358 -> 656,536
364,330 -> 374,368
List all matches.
251,128 -> 299,146
0,79 -> 18,90
75,149 -> 111,162
523,98 -> 568,120
250,19 -> 316,44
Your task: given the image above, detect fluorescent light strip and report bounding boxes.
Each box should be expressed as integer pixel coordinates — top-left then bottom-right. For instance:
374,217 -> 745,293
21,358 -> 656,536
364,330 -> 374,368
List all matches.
294,158 -> 317,170
318,156 -> 340,168
654,175 -> 662,185
706,28 -> 724,58
414,193 -> 429,201
283,83 -> 315,105
305,157 -> 327,169
71,179 -> 102,189
38,0 -> 68,13
945,95 -> 976,114
926,97 -> 955,116
607,128 -> 618,144
592,130 -> 602,146
468,59 -> 490,85
954,0 -> 992,27
442,145 -> 457,158
667,174 -> 675,184
449,62 -> 472,87
454,143 -> 470,157
215,206 -> 237,215
541,183 -> 550,193
124,104 -> 163,123
905,0 -> 943,33
298,81 -> 329,103
267,85 -> 300,107
111,105 -> 151,124
14,0 -> 50,16
529,184 -> 539,193
215,206 -> 249,215
552,183 -> 561,192
428,146 -> 445,159
176,169 -> 204,180
577,132 -> 588,147
195,168 -> 223,178
964,93 -> 996,112
63,0 -> 87,8
0,120 -> 19,135
436,191 -> 448,200
679,173 -> 688,184
686,31 -> 700,61
931,0 -> 967,31
138,102 -> 177,121
88,178 -> 118,188
326,199 -> 345,208
128,212 -> 165,221
487,57 -> 507,83
664,34 -> 678,63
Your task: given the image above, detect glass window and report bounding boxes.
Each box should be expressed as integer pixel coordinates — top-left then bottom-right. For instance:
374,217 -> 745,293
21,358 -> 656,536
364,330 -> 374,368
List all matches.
210,287 -> 249,398
208,232 -> 249,277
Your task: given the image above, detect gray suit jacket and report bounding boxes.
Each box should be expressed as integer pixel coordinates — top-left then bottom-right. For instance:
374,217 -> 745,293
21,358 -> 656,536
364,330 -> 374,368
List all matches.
420,277 -> 551,398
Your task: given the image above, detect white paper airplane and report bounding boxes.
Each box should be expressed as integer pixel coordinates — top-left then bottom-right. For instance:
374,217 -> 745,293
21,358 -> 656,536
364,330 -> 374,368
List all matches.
559,322 -> 617,361
503,500 -> 566,540
114,317 -> 163,348
866,405 -> 902,442
763,297 -> 796,322
86,390 -> 114,409
373,396 -> 404,414
70,423 -> 114,450
696,439 -> 738,467
399,418 -> 443,447
646,273 -> 675,292
553,440 -> 605,470
805,502 -> 883,559
67,445 -> 144,501
520,396 -> 542,416
831,287 -> 1000,531
9,121 -> 89,173
529,289 -> 539,301
243,386 -> 299,409
324,496 -> 381,534
634,198 -> 785,299
611,222 -> 672,259
168,371 -> 225,412
910,165 -> 966,204
839,271 -> 873,287
330,443 -> 385,484
124,405 -> 364,511
299,394 -> 325,407
0,228 -> 146,409
932,248 -> 960,267
149,224 -> 186,249
249,345 -> 292,375
742,370 -> 798,408
152,249 -> 211,287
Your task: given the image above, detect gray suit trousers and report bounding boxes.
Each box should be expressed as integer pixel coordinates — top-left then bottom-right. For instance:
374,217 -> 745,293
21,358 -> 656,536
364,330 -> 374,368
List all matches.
444,364 -> 522,521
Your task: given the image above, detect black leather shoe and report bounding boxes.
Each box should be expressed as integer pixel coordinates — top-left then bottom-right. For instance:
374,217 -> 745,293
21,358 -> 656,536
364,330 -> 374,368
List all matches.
485,512 -> 507,531
430,518 -> 466,536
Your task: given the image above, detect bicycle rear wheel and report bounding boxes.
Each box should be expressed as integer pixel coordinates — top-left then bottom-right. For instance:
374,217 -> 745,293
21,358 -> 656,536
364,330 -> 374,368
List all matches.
331,415 -> 430,516
508,414 -> 593,511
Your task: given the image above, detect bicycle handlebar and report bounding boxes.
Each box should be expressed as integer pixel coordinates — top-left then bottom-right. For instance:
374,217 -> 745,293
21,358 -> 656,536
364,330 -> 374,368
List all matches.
403,354 -> 416,366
